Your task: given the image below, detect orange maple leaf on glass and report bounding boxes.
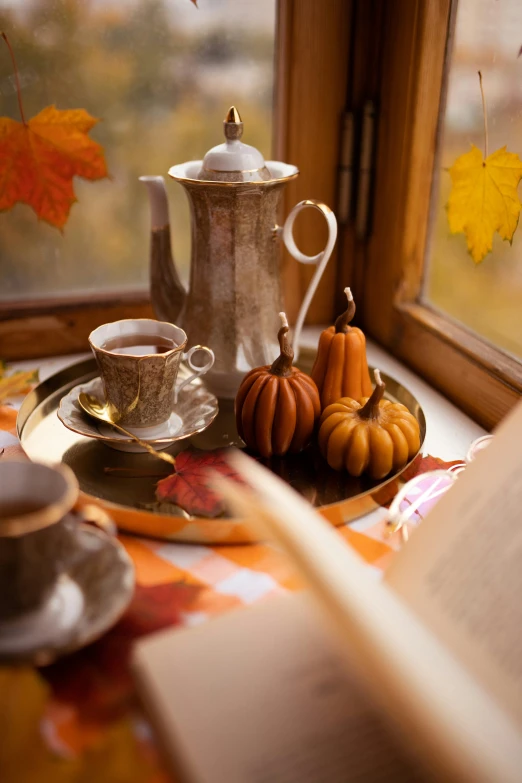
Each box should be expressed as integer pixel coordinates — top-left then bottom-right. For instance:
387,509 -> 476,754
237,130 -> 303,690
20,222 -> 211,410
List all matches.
0,33 -> 108,229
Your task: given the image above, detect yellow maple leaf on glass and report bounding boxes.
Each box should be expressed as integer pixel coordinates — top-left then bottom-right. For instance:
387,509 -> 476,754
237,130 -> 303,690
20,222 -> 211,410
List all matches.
447,144 -> 522,264
446,72 -> 522,265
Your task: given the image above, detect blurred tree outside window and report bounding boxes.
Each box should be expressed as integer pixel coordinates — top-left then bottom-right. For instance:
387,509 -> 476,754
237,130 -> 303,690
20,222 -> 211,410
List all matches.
0,0 -> 275,300
425,0 -> 522,359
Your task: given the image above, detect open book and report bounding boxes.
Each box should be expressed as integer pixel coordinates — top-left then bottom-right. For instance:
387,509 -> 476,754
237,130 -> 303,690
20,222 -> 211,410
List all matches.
132,401 -> 522,783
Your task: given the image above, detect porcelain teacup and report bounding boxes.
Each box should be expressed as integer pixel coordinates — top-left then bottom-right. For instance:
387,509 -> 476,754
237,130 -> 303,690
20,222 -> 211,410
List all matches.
89,319 -> 215,428
0,461 -> 80,621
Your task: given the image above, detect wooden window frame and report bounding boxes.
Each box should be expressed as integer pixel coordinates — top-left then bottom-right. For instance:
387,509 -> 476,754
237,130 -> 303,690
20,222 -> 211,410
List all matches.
3,0 -> 514,431
275,0 -> 353,326
356,0 -> 522,430
0,293 -> 154,361
0,0 -> 352,361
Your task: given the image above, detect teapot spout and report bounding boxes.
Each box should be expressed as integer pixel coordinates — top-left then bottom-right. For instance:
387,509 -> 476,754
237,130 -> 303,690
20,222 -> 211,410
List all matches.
140,175 -> 187,325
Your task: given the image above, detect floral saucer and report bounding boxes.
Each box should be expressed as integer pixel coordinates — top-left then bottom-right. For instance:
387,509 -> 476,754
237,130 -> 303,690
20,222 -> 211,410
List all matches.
57,374 -> 219,453
0,523 -> 134,666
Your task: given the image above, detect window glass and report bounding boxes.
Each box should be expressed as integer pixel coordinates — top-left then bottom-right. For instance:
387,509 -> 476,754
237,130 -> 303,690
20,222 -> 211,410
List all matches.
0,0 -> 275,300
424,0 -> 522,359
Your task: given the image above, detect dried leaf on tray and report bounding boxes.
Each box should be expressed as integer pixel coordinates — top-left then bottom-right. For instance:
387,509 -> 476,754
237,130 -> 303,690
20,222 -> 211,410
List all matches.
155,447 -> 244,518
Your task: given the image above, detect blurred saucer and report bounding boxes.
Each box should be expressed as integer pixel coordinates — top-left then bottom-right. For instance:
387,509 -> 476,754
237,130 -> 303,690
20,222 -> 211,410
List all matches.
57,374 -> 219,453
0,524 -> 134,666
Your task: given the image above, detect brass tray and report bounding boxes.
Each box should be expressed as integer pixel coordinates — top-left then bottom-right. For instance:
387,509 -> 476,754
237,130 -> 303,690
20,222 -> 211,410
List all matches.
17,349 -> 426,544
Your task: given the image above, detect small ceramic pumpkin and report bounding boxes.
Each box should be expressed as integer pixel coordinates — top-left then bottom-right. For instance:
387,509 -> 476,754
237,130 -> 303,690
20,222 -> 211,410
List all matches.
311,287 -> 372,409
235,313 -> 321,458
318,369 -> 420,479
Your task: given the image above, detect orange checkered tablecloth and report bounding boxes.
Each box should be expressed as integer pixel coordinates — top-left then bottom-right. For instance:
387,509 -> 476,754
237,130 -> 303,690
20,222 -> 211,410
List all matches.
0,362 -> 456,783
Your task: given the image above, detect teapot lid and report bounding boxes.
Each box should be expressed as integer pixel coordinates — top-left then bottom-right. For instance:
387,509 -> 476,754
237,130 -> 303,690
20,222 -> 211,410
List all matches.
198,106 -> 271,182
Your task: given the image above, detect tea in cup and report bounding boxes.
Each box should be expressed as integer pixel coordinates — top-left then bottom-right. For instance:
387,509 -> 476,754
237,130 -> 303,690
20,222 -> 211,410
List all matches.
0,461 -> 79,621
89,319 -> 215,428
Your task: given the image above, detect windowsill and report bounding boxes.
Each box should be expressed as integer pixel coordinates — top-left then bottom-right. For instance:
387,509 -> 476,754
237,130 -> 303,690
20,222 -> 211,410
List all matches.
8,327 -> 486,462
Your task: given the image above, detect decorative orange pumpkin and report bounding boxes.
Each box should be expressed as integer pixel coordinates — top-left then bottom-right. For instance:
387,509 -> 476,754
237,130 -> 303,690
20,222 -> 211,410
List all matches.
311,287 -> 372,409
318,369 -> 420,479
235,312 -> 321,458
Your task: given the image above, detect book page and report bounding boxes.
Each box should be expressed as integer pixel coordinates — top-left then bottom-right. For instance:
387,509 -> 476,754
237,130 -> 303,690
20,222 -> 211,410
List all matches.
212,450 -> 522,783
133,594 -> 429,783
386,399 -> 522,730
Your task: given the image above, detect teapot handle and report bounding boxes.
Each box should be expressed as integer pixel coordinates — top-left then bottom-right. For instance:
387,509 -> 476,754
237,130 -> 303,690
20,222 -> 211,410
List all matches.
280,199 -> 337,359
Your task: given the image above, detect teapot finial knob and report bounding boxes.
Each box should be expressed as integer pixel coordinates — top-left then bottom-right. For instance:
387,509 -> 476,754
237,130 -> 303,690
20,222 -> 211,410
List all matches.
224,105 -> 243,141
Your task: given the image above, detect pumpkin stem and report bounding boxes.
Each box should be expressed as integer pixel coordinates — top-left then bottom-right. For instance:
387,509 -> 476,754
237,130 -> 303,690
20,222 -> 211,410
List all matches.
359,368 -> 385,419
269,312 -> 294,377
334,287 -> 356,333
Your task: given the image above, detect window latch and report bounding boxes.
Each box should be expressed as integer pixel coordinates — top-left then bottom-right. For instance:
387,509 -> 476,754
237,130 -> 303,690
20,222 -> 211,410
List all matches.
337,100 -> 378,240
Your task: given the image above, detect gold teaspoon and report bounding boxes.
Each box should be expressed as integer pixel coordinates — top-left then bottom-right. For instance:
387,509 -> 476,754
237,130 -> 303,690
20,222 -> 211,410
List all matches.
78,392 -> 176,467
